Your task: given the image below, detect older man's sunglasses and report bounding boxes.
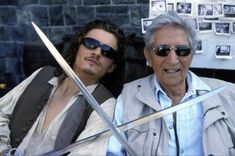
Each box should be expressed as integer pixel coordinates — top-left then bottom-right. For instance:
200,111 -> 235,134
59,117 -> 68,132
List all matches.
152,45 -> 191,57
81,37 -> 117,60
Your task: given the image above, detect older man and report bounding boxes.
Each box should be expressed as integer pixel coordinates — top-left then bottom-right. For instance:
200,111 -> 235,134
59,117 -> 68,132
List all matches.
107,11 -> 235,156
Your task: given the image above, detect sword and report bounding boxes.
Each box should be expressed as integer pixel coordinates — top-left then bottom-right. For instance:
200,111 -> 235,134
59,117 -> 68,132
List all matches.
31,22 -> 138,156
41,85 -> 227,156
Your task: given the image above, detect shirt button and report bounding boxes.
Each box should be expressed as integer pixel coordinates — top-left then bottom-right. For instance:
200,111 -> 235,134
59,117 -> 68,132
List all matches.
30,116 -> 34,121
22,127 -> 27,132
180,149 -> 184,153
221,111 -> 225,115
37,106 -> 42,110
43,97 -> 48,102
16,138 -> 20,143
169,125 -> 173,129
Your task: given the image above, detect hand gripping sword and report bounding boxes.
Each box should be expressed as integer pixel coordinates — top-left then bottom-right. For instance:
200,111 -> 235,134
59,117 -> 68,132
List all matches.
31,21 -> 138,156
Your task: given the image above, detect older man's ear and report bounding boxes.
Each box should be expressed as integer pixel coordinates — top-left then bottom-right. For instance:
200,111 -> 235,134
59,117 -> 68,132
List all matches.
144,47 -> 152,67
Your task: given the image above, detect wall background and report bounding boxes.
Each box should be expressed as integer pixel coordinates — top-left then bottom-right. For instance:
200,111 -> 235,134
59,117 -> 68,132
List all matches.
0,0 -> 149,95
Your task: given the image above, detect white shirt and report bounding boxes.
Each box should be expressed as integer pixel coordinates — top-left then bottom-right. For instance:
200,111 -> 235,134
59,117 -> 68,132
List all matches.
0,68 -> 97,155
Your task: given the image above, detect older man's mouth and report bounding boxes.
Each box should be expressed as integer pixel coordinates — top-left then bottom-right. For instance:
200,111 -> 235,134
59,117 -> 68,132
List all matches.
164,69 -> 180,73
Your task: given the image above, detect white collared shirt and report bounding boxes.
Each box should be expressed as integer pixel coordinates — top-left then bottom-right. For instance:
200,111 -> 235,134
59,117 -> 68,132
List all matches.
0,68 -> 97,155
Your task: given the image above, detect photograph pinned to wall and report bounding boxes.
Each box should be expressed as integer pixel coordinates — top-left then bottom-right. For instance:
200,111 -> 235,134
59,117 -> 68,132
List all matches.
224,4 -> 235,18
213,4 -> 223,17
196,39 -> 203,54
215,22 -> 230,35
203,17 -> 219,22
141,18 -> 153,34
198,4 -> 213,16
231,21 -> 235,33
187,17 -> 198,31
149,0 -> 166,17
215,45 -> 232,59
176,2 -> 192,15
198,21 -> 213,32
167,3 -> 174,11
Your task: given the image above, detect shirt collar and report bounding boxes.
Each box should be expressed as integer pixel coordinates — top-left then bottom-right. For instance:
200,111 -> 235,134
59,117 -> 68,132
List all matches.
188,70 -> 211,92
153,70 -> 211,100
153,75 -> 166,98
48,76 -> 98,95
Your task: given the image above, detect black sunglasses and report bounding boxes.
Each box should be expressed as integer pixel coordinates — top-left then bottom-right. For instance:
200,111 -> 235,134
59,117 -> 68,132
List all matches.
81,37 -> 117,60
152,45 -> 191,57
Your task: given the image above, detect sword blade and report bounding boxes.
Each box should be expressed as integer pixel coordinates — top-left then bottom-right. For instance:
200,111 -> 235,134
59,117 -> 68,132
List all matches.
31,21 -> 137,156
42,85 -> 227,155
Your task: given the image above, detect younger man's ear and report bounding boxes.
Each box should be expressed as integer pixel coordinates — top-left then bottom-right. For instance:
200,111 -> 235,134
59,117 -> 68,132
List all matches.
107,63 -> 116,73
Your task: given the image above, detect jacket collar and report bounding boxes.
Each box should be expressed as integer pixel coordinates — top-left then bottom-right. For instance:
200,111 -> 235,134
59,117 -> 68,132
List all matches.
135,75 -> 162,111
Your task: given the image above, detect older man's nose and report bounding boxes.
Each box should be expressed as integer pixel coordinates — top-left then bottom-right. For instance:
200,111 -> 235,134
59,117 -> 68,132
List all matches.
166,49 -> 179,64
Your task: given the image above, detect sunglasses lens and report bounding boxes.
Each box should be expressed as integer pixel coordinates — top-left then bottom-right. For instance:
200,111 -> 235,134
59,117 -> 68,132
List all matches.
100,45 -> 117,59
153,45 -> 191,57
175,46 -> 191,56
82,37 -> 117,60
82,38 -> 99,50
155,45 -> 170,56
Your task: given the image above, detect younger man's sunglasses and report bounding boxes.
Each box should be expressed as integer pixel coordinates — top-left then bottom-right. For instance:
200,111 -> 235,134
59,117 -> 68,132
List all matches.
152,45 -> 191,57
81,37 -> 117,60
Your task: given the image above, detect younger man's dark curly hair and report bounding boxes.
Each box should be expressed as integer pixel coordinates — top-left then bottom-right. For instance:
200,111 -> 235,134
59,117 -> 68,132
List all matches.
60,19 -> 127,97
